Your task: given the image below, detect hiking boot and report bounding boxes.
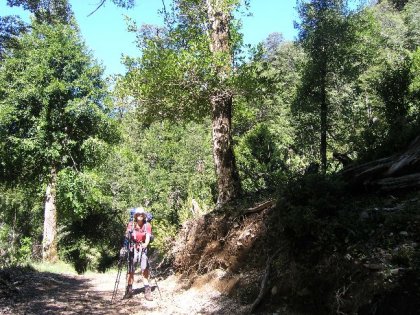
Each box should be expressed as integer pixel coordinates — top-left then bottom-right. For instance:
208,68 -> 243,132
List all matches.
144,285 -> 153,301
123,285 -> 133,299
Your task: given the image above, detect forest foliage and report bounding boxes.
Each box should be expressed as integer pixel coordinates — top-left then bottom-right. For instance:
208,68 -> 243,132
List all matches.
0,0 -> 419,272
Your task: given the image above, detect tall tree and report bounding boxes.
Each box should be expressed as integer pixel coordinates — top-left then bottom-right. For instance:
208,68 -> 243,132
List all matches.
3,0 -> 75,263
0,21 -> 115,261
295,0 -> 351,172
204,0 -> 242,204
115,0 -> 243,205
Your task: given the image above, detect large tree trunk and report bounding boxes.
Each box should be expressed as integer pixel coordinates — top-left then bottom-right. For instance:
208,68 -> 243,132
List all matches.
42,167 -> 58,262
211,92 -> 241,205
206,0 -> 241,205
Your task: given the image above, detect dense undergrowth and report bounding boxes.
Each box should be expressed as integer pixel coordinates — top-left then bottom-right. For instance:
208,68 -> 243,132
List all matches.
262,175 -> 420,314
168,172 -> 420,314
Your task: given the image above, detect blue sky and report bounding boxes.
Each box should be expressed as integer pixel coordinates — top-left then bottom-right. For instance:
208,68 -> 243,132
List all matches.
1,0 -> 299,76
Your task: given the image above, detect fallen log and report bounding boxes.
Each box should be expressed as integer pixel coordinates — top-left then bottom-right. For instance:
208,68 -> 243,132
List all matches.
375,172 -> 420,191
340,136 -> 420,192
245,200 -> 275,214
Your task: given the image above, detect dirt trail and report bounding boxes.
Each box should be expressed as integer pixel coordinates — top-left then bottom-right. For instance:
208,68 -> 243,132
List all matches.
0,268 -> 250,315
1,206 -> 274,314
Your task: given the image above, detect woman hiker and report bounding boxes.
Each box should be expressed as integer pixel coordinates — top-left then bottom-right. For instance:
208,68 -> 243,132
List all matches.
121,207 -> 153,301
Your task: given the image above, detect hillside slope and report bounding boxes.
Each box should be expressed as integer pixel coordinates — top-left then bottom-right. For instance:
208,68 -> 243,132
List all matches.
169,186 -> 420,314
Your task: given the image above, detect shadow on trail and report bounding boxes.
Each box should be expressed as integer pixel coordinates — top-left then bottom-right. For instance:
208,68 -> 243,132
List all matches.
131,284 -> 160,297
0,266 -> 120,315
1,266 -> 248,314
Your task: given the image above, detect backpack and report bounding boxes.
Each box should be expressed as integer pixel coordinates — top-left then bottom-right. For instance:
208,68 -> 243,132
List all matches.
128,208 -> 154,243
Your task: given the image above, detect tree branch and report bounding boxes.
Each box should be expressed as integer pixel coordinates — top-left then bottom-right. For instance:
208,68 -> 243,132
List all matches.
245,200 -> 275,214
87,0 -> 106,17
250,247 -> 282,313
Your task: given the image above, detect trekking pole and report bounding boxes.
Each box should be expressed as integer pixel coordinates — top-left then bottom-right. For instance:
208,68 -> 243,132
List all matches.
111,253 -> 125,304
111,209 -> 135,304
147,253 -> 162,299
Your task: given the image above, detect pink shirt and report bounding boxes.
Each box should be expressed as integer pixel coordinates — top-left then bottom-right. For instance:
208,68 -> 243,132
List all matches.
126,222 -> 152,243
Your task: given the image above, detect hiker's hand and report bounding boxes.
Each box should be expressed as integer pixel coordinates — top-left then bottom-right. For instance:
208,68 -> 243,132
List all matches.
119,247 -> 127,258
141,243 -> 148,249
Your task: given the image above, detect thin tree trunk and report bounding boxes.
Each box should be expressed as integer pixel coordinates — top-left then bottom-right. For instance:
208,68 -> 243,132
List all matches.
206,0 -> 241,205
320,62 -> 328,174
43,167 -> 58,262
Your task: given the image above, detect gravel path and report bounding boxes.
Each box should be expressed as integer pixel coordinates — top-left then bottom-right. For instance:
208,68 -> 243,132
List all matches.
0,268 -> 250,315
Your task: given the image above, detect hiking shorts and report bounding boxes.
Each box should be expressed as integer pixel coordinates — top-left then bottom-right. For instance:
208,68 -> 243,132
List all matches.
128,247 -> 149,273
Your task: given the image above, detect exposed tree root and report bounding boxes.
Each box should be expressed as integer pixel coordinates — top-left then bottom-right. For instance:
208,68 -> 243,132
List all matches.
250,247 -> 282,313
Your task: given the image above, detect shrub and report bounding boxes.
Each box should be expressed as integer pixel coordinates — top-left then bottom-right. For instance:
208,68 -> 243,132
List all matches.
275,174 -> 346,249
236,124 -> 288,193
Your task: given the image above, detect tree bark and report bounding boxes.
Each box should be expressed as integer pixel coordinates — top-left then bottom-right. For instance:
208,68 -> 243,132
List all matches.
320,91 -> 327,172
206,0 -> 241,205
42,167 -> 58,262
211,92 -> 241,204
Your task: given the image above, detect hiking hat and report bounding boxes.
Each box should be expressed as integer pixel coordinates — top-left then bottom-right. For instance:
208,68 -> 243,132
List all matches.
134,207 -> 145,214
134,207 -> 146,221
